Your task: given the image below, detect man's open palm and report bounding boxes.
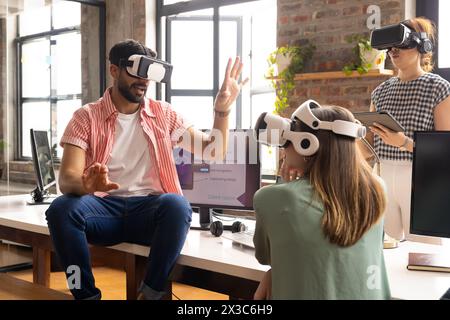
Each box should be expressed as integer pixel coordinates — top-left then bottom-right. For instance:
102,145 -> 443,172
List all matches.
82,163 -> 120,194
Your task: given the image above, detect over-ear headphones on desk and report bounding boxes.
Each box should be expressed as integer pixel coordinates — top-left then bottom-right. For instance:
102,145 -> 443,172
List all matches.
210,220 -> 248,237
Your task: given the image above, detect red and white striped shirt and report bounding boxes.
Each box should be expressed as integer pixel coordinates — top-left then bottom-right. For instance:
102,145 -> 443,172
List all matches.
60,88 -> 191,197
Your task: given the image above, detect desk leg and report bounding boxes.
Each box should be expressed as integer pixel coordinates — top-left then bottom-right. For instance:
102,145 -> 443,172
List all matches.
125,254 -> 146,300
125,254 -> 173,300
33,247 -> 51,287
162,281 -> 173,300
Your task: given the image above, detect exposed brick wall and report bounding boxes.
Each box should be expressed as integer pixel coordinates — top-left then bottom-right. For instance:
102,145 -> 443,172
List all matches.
290,77 -> 391,113
277,0 -> 407,115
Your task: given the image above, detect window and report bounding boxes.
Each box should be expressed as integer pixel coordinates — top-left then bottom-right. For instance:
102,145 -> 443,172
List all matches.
417,0 -> 450,80
16,0 -> 106,161
17,0 -> 82,159
158,0 -> 278,175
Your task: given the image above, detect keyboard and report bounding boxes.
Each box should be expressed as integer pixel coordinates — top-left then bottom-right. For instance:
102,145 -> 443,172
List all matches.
221,229 -> 255,249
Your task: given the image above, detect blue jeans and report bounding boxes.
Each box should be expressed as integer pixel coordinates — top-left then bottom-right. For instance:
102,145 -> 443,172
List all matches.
45,193 -> 192,300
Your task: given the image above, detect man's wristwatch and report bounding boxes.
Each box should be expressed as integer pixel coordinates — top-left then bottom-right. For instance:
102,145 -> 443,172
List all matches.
214,108 -> 232,118
398,137 -> 410,151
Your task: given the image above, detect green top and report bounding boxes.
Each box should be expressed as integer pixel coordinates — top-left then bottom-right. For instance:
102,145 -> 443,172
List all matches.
253,178 -> 391,300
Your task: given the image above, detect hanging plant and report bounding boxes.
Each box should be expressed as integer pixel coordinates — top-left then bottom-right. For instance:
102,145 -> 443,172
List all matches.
267,44 -> 315,114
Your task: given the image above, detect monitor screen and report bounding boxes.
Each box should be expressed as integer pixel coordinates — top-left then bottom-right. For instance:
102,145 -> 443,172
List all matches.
30,129 -> 56,192
174,129 -> 260,210
410,131 -> 450,239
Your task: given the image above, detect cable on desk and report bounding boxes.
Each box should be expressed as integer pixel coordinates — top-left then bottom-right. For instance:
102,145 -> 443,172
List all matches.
211,211 -> 256,221
172,292 -> 181,300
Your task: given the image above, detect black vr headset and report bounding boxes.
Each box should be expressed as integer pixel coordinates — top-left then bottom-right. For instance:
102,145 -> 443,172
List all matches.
119,54 -> 173,83
370,22 -> 433,54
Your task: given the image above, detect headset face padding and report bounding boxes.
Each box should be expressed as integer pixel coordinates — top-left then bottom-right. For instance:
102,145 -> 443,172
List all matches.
283,129 -> 320,156
254,112 -> 291,147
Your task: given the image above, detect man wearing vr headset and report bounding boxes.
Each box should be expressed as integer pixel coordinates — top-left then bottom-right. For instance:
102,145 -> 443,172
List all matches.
252,102 -> 390,299
45,39 -> 248,300
362,18 -> 450,244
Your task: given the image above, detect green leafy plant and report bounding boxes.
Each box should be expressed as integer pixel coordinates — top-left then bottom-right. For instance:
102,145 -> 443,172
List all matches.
342,35 -> 373,76
267,44 -> 315,114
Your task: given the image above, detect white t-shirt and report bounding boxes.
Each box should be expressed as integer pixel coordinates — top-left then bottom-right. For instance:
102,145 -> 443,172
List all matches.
107,110 -> 164,196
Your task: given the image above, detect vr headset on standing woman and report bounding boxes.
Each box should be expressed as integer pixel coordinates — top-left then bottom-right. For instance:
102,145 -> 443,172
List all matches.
370,22 -> 433,54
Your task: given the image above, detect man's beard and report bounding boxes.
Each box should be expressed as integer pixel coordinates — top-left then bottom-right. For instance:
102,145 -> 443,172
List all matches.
117,78 -> 147,103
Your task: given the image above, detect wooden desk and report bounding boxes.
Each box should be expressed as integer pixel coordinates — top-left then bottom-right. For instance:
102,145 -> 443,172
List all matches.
3,194 -> 449,300
0,195 -> 267,300
0,273 -> 72,300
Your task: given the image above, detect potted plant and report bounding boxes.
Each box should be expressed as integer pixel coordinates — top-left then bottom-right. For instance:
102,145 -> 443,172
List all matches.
267,44 -> 315,114
342,35 -> 386,75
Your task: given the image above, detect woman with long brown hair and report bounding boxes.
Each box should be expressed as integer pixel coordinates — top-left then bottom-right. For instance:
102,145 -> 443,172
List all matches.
253,105 -> 390,299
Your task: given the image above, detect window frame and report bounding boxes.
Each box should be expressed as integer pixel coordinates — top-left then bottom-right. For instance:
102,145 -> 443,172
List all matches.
156,0 -> 264,130
15,0 -> 106,161
166,14 -> 243,128
416,0 -> 450,80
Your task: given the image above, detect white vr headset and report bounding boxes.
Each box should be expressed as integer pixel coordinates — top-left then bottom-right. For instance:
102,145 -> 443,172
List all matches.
119,54 -> 173,83
254,100 -> 366,156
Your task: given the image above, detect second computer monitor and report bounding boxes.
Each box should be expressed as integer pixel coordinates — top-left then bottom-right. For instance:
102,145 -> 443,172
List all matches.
174,129 -> 260,210
410,131 -> 450,239
30,129 -> 56,193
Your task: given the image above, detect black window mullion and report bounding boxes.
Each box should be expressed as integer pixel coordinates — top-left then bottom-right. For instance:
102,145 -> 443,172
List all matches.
156,0 -> 163,101
160,0 -> 260,16
235,16 -> 243,128
16,40 -> 23,161
166,15 -> 172,103
50,37 -> 57,154
171,90 -> 214,97
213,6 -> 220,101
16,26 -> 81,43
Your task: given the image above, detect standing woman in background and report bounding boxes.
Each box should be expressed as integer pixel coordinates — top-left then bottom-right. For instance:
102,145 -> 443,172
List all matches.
367,17 -> 450,242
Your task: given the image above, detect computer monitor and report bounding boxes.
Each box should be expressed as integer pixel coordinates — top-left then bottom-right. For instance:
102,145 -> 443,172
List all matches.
29,129 -> 56,204
174,129 -> 260,228
410,131 -> 450,238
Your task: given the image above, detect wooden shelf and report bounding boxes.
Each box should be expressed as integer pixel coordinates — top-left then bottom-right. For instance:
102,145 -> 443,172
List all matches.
268,69 -> 394,81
